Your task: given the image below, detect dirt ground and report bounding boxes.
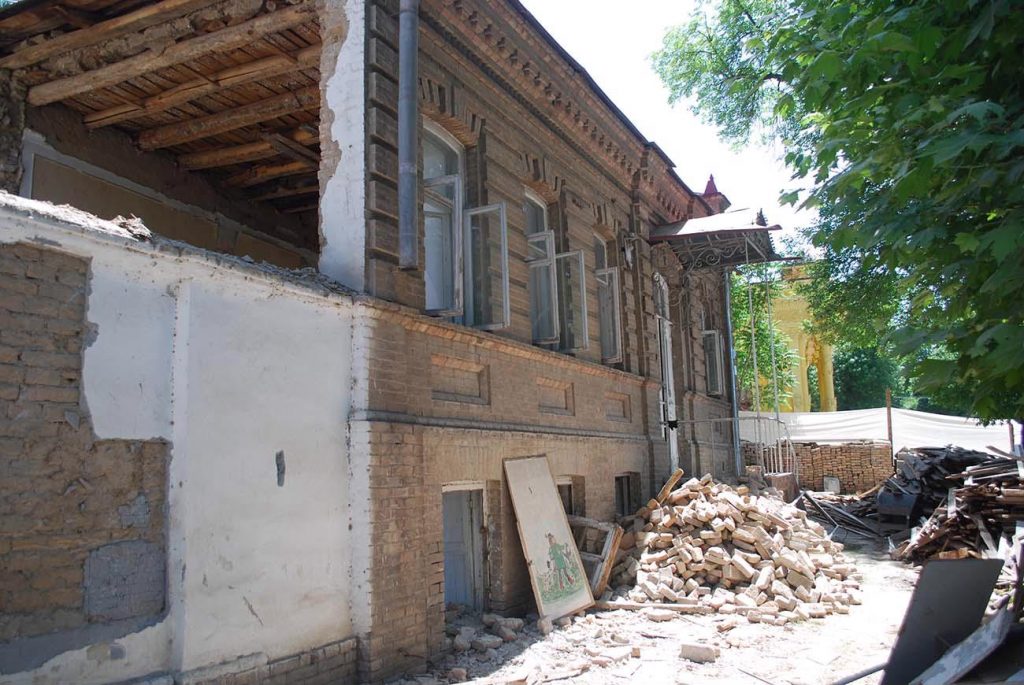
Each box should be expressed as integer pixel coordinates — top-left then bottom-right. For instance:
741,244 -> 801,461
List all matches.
410,539 -> 921,685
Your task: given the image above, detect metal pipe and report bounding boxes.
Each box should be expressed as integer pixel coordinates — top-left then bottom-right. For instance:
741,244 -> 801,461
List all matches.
723,268 -> 743,477
397,0 -> 420,269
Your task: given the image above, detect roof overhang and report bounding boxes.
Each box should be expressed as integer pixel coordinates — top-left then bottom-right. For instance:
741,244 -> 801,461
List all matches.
649,208 -> 789,272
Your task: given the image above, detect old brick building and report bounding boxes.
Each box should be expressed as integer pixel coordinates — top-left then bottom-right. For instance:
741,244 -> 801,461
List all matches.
0,0 -> 779,682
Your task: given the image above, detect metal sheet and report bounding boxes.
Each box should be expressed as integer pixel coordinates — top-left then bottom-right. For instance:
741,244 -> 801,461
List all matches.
881,558 -> 1004,685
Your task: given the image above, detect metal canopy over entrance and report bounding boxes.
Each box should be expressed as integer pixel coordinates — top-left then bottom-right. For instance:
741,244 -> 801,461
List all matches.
650,207 -> 788,274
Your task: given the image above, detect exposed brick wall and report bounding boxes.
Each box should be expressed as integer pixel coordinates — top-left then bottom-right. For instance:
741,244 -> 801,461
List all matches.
353,412 -> 650,683
190,637 -> 358,685
0,244 -> 169,646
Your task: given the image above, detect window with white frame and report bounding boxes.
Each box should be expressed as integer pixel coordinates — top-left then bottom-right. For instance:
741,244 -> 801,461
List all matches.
595,235 -> 622,363
423,127 -> 463,316
423,123 -> 509,327
523,190 -> 588,351
703,329 -> 725,396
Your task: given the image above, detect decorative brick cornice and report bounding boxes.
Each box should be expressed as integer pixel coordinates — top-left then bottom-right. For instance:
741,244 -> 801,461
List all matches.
423,0 -> 709,217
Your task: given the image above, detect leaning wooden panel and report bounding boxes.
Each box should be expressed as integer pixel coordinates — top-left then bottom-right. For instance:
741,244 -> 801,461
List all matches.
503,456 -> 594,622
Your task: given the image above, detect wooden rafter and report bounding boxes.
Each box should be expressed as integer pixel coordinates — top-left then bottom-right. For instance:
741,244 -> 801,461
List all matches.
281,203 -> 317,214
0,0 -> 215,70
224,160 -> 313,188
84,44 -> 321,129
253,183 -> 319,202
265,132 -> 319,165
177,127 -> 318,170
27,2 -> 316,106
138,84 -> 319,150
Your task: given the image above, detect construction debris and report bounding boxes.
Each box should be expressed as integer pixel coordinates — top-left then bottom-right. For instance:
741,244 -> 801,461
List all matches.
605,472 -> 862,624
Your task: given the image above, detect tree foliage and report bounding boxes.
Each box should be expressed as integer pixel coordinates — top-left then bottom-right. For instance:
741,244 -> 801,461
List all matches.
654,0 -> 1024,422
833,346 -> 900,410
730,268 -> 797,411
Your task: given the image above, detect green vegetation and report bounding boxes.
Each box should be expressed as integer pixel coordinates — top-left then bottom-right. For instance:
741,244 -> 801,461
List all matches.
730,267 -> 797,411
654,0 -> 1024,424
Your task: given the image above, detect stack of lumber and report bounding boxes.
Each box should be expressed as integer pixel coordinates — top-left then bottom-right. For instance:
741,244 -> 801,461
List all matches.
803,445 -> 1013,539
793,441 -> 893,494
894,455 -> 1024,565
606,472 -> 862,624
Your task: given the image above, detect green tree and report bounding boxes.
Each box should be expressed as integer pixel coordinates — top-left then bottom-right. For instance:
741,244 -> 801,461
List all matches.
654,0 -> 1024,424
731,267 -> 797,411
833,345 -> 901,410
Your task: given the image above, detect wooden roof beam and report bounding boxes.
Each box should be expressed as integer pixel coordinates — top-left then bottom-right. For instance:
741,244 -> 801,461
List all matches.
224,160 -> 313,188
0,0 -> 215,70
265,132 -> 318,165
84,44 -> 321,129
177,126 -> 318,170
28,2 -> 316,106
138,84 -> 319,150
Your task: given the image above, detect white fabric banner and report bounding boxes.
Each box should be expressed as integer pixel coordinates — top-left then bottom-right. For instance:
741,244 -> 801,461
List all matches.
739,408 -> 1019,454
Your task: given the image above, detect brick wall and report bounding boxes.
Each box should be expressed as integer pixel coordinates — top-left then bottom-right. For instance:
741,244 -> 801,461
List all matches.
190,637 -> 357,685
0,243 -> 169,645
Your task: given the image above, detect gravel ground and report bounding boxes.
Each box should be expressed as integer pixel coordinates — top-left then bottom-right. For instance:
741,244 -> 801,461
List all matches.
402,540 -> 920,685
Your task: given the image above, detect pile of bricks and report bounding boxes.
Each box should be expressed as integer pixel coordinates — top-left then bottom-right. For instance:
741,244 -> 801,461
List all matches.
608,475 -> 862,624
794,441 -> 892,494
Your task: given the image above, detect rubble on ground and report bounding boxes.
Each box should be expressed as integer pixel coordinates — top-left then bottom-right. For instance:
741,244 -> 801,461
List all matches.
606,473 -> 862,624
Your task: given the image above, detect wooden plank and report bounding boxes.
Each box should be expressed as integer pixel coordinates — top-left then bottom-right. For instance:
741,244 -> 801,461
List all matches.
655,468 -> 685,504
139,84 -> 319,150
593,524 -> 623,597
84,45 -> 321,128
28,2 -> 316,106
593,600 -> 709,614
178,127 -> 318,169
266,132 -> 319,164
0,0 -> 214,70
224,160 -> 313,188
503,456 -> 594,623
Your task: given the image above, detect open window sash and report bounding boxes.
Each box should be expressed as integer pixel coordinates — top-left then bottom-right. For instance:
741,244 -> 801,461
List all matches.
423,174 -> 463,317
556,249 -> 588,352
464,202 -> 510,330
526,231 -> 559,344
596,267 -> 622,363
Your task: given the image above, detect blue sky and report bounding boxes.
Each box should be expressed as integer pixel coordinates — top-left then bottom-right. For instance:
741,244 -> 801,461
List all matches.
519,0 -> 811,240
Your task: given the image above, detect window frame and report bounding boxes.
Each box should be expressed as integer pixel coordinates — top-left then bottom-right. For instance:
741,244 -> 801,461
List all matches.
594,236 -> 622,364
524,189 -> 560,345
703,329 -> 726,397
464,202 -> 510,330
555,248 -> 589,352
422,122 -> 466,317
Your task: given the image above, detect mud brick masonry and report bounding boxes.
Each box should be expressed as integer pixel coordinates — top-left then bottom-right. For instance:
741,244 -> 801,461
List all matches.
0,0 -> 784,682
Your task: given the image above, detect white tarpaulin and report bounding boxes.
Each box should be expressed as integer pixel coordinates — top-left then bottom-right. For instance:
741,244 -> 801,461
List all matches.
739,408 -> 1019,454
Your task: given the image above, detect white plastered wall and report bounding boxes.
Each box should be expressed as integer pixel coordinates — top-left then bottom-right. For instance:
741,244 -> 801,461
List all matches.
0,199 -> 357,684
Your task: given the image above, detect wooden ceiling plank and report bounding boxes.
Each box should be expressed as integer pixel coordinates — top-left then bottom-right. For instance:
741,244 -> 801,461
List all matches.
178,126 -> 318,169
266,132 -> 318,165
224,159 -> 313,188
84,44 -> 319,128
28,2 -> 315,106
138,83 -> 319,150
1,0 -> 216,70
281,203 -> 317,214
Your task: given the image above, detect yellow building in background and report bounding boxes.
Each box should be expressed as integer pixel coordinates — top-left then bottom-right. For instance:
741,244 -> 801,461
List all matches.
773,265 -> 837,412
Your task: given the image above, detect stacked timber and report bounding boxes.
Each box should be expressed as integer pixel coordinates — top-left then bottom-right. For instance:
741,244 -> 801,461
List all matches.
895,456 -> 1024,565
607,473 -> 861,625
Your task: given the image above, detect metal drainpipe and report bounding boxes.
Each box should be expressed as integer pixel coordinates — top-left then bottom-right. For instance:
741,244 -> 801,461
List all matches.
398,0 -> 420,269
723,267 -> 743,477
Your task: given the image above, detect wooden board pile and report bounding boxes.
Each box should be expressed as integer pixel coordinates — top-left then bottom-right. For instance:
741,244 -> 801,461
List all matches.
606,473 -> 862,624
894,455 -> 1024,565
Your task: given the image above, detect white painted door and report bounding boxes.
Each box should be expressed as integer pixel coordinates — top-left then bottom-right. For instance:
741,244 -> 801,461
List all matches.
443,489 -> 483,611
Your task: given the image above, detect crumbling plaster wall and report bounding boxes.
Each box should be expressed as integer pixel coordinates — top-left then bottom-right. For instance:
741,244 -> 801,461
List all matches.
0,197 -> 357,684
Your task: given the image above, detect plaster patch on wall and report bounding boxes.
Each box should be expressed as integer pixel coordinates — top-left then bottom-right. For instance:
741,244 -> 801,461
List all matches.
84,540 -> 165,622
117,493 -> 151,528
